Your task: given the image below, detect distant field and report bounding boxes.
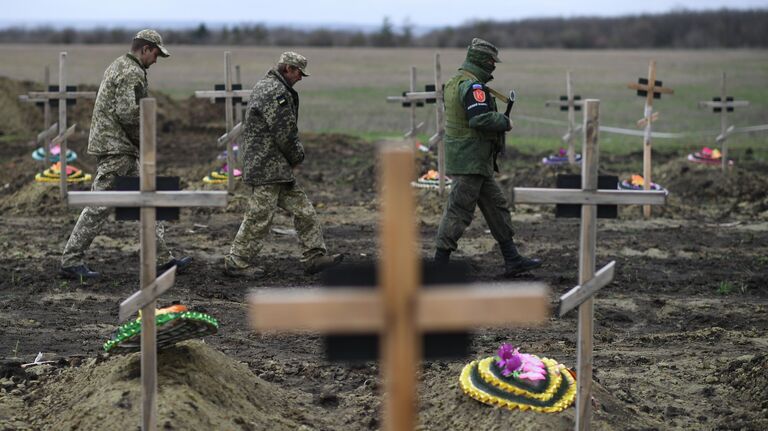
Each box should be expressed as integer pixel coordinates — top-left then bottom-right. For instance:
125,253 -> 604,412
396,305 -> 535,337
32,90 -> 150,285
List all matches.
2,44 -> 767,155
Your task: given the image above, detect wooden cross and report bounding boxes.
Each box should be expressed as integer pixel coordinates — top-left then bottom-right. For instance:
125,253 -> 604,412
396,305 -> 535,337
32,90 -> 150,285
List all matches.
698,72 -> 750,173
386,54 -> 448,194
67,98 -> 227,431
512,99 -> 666,430
625,60 -> 674,218
545,70 -> 584,164
249,143 -> 550,431
194,51 -> 252,192
18,66 -> 55,168
234,64 -> 246,125
24,53 -> 97,200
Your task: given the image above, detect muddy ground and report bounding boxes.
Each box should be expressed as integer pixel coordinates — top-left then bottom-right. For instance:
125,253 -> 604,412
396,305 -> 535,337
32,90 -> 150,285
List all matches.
0,80 -> 767,430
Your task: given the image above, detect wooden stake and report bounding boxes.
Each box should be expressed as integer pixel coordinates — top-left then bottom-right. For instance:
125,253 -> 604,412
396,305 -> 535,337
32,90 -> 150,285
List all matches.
139,98 -> 158,431
719,72 -> 728,173
58,52 -> 68,201
434,53 -> 446,196
566,71 -> 577,164
409,66 -> 417,138
234,64 -> 243,125
43,66 -> 51,169
224,52 -> 235,193
641,61 -> 656,218
380,145 -> 420,431
576,99 -> 599,431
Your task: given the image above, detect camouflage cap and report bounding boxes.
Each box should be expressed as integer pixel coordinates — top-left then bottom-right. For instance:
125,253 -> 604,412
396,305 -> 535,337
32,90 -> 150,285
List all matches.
468,38 -> 501,63
278,51 -> 310,76
134,29 -> 170,57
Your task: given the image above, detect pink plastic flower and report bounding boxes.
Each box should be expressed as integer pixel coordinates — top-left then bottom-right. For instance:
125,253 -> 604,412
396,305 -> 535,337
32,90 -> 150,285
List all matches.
496,343 -> 523,377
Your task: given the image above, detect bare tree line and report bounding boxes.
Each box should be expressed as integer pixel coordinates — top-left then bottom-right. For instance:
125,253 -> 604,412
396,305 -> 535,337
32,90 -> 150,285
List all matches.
0,9 -> 766,48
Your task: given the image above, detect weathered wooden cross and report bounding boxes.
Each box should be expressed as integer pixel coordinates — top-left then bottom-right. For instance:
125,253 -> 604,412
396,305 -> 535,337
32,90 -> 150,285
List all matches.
625,60 -> 674,218
194,51 -> 252,192
249,143 -> 550,431
697,71 -> 750,173
67,98 -> 228,431
386,54 -> 448,194
545,70 -> 584,164
18,65 -> 55,168
23,52 -> 97,200
234,64 -> 247,125
512,99 -> 666,430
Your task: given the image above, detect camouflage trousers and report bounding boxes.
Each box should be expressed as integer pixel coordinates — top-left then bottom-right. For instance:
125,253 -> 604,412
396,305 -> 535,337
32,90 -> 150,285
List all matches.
436,174 -> 515,252
61,154 -> 173,268
225,182 -> 326,269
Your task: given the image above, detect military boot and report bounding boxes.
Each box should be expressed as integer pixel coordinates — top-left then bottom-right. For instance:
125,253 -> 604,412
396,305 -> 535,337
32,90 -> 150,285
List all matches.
223,256 -> 265,278
499,240 -> 542,277
434,248 -> 451,265
304,254 -> 344,275
158,256 -> 193,273
59,264 -> 100,280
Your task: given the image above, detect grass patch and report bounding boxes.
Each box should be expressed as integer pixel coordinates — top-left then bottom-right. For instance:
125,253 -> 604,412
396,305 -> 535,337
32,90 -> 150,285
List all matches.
717,281 -> 734,295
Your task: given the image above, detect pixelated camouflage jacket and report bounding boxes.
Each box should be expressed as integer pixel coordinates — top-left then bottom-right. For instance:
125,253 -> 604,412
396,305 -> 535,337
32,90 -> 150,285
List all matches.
87,54 -> 148,158
241,69 -> 305,186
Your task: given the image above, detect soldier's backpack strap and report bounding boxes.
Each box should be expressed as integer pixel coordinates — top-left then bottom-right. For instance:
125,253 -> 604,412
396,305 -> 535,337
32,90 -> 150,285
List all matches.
460,70 -> 510,104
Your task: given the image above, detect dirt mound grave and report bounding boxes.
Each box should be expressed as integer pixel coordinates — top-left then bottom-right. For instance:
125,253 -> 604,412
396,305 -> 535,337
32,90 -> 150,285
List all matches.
9,341 -> 334,431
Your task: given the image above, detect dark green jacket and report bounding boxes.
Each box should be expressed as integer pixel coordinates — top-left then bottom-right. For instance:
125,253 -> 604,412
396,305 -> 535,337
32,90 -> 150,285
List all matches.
242,69 -> 305,187
444,61 -> 509,177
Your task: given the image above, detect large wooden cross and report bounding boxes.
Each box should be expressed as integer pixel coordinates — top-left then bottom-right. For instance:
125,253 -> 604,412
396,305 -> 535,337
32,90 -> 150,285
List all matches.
249,143 -> 550,431
24,52 -> 97,200
545,70 -> 584,164
512,99 -> 666,430
386,54 -> 447,194
625,60 -> 674,218
68,98 -> 227,431
698,72 -> 750,173
194,51 -> 252,192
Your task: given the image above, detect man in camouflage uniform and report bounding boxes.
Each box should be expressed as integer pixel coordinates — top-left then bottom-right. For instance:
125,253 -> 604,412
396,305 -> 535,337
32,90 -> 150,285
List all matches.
224,52 -> 343,278
434,38 -> 542,277
60,30 -> 190,279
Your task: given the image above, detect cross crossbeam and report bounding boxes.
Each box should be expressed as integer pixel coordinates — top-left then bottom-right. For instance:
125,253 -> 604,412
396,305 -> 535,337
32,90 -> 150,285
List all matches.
557,261 -> 615,317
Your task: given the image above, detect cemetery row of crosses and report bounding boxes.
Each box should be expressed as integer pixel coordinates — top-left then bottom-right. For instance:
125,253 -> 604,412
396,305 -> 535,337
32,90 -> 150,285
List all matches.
4,46 -> 766,431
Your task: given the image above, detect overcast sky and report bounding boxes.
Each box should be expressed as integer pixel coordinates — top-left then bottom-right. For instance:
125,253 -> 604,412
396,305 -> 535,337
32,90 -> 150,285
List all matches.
2,0 -> 765,27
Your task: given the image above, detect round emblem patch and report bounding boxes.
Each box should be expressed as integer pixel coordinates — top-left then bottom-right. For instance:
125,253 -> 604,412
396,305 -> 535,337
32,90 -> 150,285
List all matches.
473,88 -> 486,103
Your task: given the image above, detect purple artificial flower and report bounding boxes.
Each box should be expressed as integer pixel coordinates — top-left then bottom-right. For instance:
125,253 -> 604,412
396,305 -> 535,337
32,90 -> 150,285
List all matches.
496,343 -> 522,377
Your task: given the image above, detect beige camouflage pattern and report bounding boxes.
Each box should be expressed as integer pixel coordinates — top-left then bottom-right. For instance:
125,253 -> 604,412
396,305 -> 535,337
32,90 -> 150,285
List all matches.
134,29 -> 170,57
278,51 -> 310,76
61,154 -> 173,268
87,54 -> 148,158
225,183 -> 326,269
241,69 -> 305,186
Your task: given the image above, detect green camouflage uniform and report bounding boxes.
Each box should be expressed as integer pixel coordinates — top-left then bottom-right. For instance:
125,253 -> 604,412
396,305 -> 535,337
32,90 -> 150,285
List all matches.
226,53 -> 327,270
436,39 -> 516,252
61,45 -> 173,268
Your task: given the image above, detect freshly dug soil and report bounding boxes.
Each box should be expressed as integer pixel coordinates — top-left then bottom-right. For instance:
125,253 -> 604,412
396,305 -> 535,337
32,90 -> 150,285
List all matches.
1,78 -> 766,430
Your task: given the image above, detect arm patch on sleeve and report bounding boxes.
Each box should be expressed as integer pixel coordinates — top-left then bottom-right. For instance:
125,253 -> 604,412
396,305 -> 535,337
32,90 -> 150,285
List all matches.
464,83 -> 490,119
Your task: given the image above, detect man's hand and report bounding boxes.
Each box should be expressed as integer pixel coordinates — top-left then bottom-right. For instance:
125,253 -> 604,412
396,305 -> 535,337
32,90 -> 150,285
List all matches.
506,116 -> 514,131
